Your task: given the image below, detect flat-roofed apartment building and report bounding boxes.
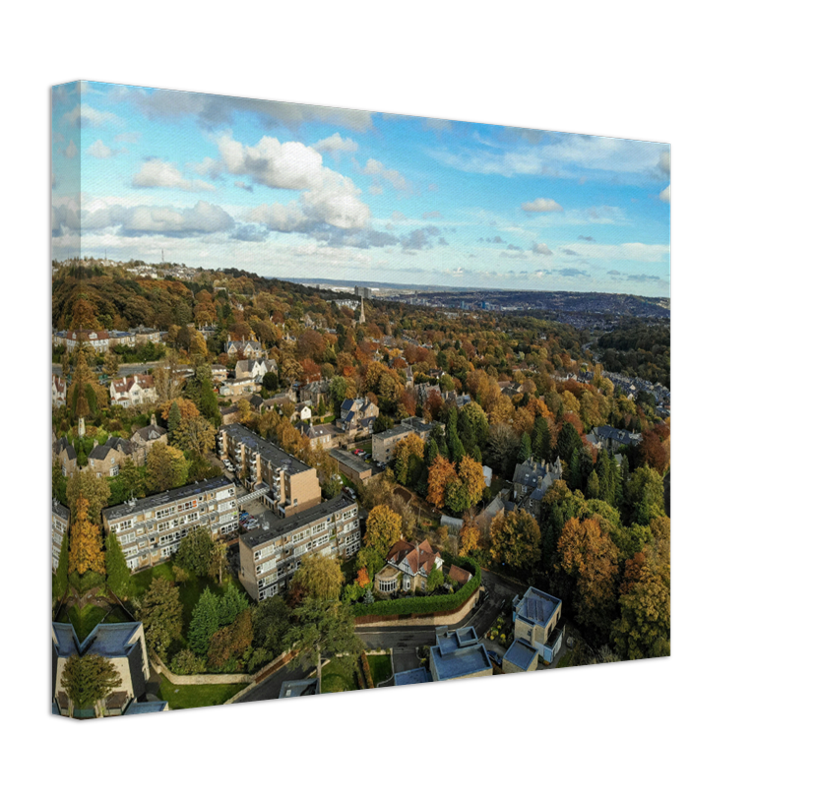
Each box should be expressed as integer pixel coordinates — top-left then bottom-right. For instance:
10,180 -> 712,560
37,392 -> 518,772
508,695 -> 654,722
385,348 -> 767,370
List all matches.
101,476 -> 239,572
239,494 -> 361,601
51,499 -> 69,573
218,423 -> 321,518
371,416 -> 436,464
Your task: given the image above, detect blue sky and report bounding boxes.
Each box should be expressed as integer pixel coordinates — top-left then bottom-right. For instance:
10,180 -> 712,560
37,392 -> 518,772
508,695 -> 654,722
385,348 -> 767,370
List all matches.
51,81 -> 670,296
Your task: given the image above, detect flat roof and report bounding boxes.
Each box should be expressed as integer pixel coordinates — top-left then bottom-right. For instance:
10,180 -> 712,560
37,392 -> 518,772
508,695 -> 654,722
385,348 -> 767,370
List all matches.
83,622 -> 140,658
516,586 -> 561,628
279,678 -> 320,698
394,667 -> 431,686
430,641 -> 492,681
328,448 -> 372,472
241,494 -> 356,549
221,423 -> 311,475
103,476 -> 233,521
504,639 -> 539,671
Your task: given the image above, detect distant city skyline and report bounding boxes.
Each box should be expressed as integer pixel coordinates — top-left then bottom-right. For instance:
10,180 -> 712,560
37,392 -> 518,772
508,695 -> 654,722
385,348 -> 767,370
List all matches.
51,81 -> 670,297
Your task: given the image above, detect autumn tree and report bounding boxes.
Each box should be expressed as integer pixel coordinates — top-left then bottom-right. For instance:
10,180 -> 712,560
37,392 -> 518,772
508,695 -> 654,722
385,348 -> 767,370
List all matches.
457,455 -> 486,509
158,397 -> 200,422
427,455 -> 457,509
207,609 -> 253,669
365,505 -> 403,557
176,416 -> 216,458
69,496 -> 106,576
146,442 -> 189,492
557,515 -> 620,637
489,509 -> 541,572
66,469 -> 111,522
392,433 -> 425,486
289,552 -> 344,602
459,523 -> 482,557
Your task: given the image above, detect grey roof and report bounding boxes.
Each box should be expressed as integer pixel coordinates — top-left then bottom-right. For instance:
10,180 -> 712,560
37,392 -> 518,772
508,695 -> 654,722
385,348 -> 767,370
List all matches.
279,678 -> 320,698
328,448 -> 371,471
595,425 -> 643,446
440,515 -> 464,531
394,667 -> 431,686
89,436 -> 132,460
103,475 -> 233,521
84,622 -> 141,658
430,628 -> 492,680
123,700 -> 169,714
240,494 -> 357,549
514,586 -> 561,629
221,423 -> 311,475
52,499 -> 70,520
504,639 -> 539,671
56,437 -> 76,461
131,423 -> 167,441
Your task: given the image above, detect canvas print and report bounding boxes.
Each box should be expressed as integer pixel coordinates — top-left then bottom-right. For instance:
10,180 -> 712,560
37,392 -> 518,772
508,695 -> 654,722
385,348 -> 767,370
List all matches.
51,81 -> 670,718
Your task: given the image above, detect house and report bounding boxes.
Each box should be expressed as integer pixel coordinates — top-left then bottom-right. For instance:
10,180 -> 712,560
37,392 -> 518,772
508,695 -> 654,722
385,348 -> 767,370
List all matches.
238,494 -> 361,601
129,414 -> 168,466
299,422 -> 343,451
339,397 -> 379,435
52,374 -> 66,407
109,374 -> 158,407
593,425 -> 643,452
235,358 -> 277,383
374,538 -> 443,595
66,329 -> 110,353
511,456 -> 563,517
511,586 -> 564,666
371,416 -> 434,464
52,621 -> 168,718
51,499 -> 69,573
224,339 -> 264,358
210,364 -> 229,384
87,437 -> 133,478
102,476 -> 239,571
299,380 -> 330,406
55,437 -> 78,477
292,402 -> 312,424
502,638 -> 540,673
428,626 -> 493,682
329,448 -> 374,484
219,377 -> 257,397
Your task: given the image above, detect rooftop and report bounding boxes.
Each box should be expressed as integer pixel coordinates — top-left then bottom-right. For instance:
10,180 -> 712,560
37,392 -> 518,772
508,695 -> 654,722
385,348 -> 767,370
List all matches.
430,631 -> 492,681
102,475 -> 232,521
279,678 -> 320,698
328,448 -> 371,471
241,494 -> 356,549
515,586 -> 562,628
394,667 -> 431,687
221,423 -> 311,475
504,639 -> 539,671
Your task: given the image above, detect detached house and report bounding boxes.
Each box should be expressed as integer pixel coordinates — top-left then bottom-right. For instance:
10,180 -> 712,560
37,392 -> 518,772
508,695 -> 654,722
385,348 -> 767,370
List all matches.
235,358 -> 277,383
87,437 -> 133,478
224,339 -> 264,358
508,586 -> 564,668
55,437 -> 78,477
129,414 -> 168,465
110,374 -> 158,408
511,457 -> 563,517
593,425 -> 643,452
374,538 -> 444,595
339,397 -> 379,435
52,374 -> 66,407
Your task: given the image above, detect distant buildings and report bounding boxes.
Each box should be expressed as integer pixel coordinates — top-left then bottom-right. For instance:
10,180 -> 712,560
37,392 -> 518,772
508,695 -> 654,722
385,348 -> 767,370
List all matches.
109,374 -> 158,407
371,416 -> 434,464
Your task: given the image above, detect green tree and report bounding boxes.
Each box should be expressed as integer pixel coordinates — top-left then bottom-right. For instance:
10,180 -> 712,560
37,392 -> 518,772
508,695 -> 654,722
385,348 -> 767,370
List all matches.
426,564 -> 445,592
217,582 -> 250,626
60,653 -> 122,718
557,422 -> 583,464
628,466 -> 666,525
174,527 -> 214,578
167,400 -> 182,445
188,587 -> 222,656
355,546 -> 385,583
586,470 -> 600,500
518,432 -> 533,462
262,371 -> 279,393
489,509 -> 541,572
105,532 -> 132,599
532,416 -> 551,462
145,441 -> 189,492
364,505 -> 402,558
251,596 -> 293,662
284,597 -> 364,693
137,577 -> 183,660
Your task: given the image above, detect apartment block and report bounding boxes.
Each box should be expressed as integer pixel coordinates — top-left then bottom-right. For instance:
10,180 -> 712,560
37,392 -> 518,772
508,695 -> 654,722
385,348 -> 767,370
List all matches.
218,423 -> 321,517
101,476 -> 239,572
371,416 -> 435,464
51,499 -> 69,573
238,494 -> 361,601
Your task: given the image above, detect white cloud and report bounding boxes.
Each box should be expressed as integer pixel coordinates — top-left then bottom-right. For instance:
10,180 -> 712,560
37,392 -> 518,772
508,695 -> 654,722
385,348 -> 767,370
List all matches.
115,131 -> 141,144
424,118 -> 453,133
313,133 -> 358,155
245,202 -> 308,232
659,184 -> 671,203
63,140 -> 78,159
532,242 -> 553,255
62,104 -> 121,128
659,150 -> 671,176
561,242 -> 670,263
521,197 -> 563,213
87,139 -> 125,159
133,159 -> 215,192
362,158 -> 410,192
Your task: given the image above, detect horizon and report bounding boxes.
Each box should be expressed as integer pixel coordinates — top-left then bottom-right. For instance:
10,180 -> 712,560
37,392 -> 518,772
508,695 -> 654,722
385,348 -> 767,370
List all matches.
51,81 -> 670,297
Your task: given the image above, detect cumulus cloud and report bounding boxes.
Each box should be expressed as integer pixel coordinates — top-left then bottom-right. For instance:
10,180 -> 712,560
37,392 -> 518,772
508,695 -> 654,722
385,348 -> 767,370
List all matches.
561,248 -> 578,256
234,181 -> 254,192
133,159 -> 215,192
362,159 -> 410,192
401,226 -> 442,251
62,104 -> 120,128
87,139 -> 125,159
422,210 -> 442,219
230,224 -> 268,242
63,140 -> 78,159
521,197 -> 563,213
506,243 -> 523,251
532,242 -> 553,255
658,150 -> 671,176
245,202 -> 310,233
659,184 -> 671,203
313,133 -> 358,155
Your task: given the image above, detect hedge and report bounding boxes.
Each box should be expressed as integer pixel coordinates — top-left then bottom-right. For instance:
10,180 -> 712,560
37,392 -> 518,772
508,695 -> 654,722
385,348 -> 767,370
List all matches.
351,556 -> 481,618
360,653 -> 374,689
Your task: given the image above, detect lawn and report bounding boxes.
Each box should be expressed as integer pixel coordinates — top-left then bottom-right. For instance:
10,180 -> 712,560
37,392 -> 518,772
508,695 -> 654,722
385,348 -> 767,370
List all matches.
320,658 -> 360,693
156,676 -> 243,709
58,602 -> 134,640
556,651 -> 574,668
368,654 -> 392,686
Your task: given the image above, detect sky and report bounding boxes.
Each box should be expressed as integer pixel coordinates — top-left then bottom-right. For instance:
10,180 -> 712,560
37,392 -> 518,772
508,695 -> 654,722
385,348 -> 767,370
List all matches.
51,81 -> 670,296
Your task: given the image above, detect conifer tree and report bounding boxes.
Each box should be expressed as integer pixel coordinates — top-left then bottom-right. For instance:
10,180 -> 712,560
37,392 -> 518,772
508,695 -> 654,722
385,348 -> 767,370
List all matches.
105,533 -> 132,599
518,432 -> 533,462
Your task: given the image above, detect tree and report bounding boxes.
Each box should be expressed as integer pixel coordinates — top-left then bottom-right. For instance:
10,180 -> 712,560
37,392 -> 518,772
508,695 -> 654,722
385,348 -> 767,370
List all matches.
518,432 -> 533,462
102,350 -> 121,379
392,433 -> 425,485
53,531 -> 70,600
176,416 -> 216,459
69,496 -> 106,576
146,442 -> 189,492
208,609 -> 253,669
457,454 -> 486,509
217,582 -> 250,626
289,552 -> 344,602
175,528 -> 214,578
137,577 -> 183,660
459,523 -> 481,557
105,533 -> 132,599
66,470 -> 110,523
284,597 -> 364,693
251,596 -> 293,662
532,416 -> 551,462
489,509 -> 541,572
188,588 -> 222,656
209,541 -> 228,585
262,370 -> 279,393
557,422 -> 583,464
487,423 -> 520,478
586,470 -> 600,500
426,564 -> 445,592
355,546 -> 385,583
167,400 -> 182,445
60,653 -> 122,718
628,466 -> 666,525
365,505 -> 403,557
427,455 -> 457,509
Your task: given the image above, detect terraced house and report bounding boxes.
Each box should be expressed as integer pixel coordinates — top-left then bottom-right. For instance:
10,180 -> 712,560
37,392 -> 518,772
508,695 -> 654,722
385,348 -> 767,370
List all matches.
238,494 -> 361,601
101,476 -> 239,571
218,423 -> 321,517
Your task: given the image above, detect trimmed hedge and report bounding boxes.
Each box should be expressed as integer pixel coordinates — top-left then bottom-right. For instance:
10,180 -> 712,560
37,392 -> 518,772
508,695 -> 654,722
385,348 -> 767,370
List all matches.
360,653 -> 374,688
351,556 -> 481,618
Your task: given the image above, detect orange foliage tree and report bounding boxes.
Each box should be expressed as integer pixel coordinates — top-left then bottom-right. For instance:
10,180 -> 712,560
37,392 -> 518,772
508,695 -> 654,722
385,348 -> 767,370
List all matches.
69,496 -> 106,576
427,455 -> 457,509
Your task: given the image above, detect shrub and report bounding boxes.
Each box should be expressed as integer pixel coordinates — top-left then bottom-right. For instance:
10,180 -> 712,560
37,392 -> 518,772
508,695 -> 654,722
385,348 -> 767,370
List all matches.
360,652 -> 374,688
170,648 -> 206,675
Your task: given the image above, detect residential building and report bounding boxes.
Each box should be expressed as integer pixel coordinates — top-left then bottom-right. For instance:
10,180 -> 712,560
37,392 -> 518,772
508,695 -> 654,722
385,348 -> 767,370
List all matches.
238,494 -> 361,601
374,538 -> 444,595
235,358 -> 277,383
51,499 -> 69,573
129,414 -> 168,466
65,329 -> 110,353
299,422 -> 343,451
502,638 -> 540,673
52,374 -> 66,407
428,626 -> 493,682
219,377 -> 257,397
218,423 -> 321,517
87,436 -> 133,478
52,621 -> 167,718
371,416 -> 434,464
224,339 -> 264,358
299,380 -> 329,406
292,402 -> 312,424
511,586 -> 564,665
101,476 -> 239,571
54,436 -> 78,477
339,396 -> 379,435
329,448 -> 374,484
593,425 -> 643,452
109,374 -> 158,407
511,456 -> 564,517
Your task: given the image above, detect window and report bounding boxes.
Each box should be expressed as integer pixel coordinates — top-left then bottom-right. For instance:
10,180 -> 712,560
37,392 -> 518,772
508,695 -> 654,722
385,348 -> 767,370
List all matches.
119,532 -> 136,545
380,577 -> 397,592
117,519 -> 132,531
156,507 -> 174,519
157,521 -> 171,533
110,465 -> 119,477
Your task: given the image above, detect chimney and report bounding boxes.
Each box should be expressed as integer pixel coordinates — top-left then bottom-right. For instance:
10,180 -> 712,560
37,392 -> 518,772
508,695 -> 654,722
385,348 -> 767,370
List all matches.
150,413 -> 157,426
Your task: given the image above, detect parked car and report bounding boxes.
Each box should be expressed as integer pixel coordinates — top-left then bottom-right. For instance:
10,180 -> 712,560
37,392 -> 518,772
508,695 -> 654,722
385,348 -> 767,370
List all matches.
487,650 -> 503,667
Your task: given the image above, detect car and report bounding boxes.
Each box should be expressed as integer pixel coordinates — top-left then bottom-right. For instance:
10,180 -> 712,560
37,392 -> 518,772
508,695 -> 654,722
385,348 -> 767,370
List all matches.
487,650 -> 503,666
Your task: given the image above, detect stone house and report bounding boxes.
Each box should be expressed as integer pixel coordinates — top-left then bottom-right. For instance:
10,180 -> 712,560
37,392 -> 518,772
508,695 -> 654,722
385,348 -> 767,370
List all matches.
374,538 -> 443,595
109,374 -> 158,407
